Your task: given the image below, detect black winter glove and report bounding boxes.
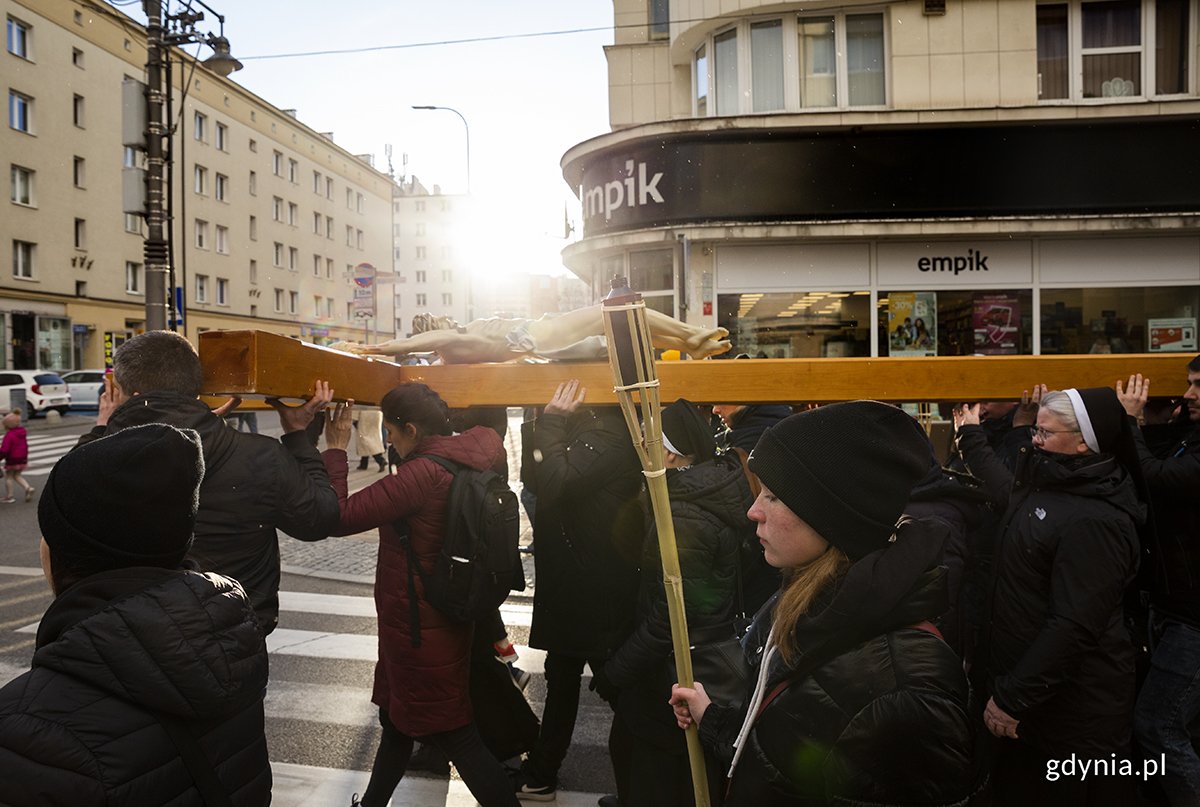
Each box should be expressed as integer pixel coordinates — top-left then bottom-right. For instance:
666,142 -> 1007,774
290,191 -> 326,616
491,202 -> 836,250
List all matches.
589,665 -> 620,707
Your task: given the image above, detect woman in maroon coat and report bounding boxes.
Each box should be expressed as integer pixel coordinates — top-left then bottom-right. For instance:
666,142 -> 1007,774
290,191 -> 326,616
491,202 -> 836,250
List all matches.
322,382 -> 519,807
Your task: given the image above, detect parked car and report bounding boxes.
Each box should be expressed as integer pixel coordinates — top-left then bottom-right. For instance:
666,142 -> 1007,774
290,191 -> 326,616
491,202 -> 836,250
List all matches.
60,369 -> 108,409
0,371 -> 71,418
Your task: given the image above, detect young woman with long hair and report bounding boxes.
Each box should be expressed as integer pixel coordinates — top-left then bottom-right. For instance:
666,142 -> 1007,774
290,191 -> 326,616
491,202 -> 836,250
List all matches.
670,401 -> 978,806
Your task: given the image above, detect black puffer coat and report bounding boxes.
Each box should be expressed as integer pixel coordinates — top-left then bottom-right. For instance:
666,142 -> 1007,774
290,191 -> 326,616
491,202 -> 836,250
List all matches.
0,567 -> 270,805
1134,423 -> 1200,626
606,454 -> 755,747
528,408 -> 643,658
81,392 -> 340,633
697,518 -> 978,806
959,429 -> 1143,754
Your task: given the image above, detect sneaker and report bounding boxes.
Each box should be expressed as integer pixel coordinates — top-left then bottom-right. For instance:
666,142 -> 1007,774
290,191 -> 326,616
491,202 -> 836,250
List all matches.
0,498 -> 14,504
508,662 -> 532,692
24,487 -> 34,503
513,770 -> 556,802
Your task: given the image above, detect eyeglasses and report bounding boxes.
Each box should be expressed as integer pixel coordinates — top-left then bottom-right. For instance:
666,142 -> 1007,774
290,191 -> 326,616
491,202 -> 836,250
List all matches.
1029,425 -> 1081,440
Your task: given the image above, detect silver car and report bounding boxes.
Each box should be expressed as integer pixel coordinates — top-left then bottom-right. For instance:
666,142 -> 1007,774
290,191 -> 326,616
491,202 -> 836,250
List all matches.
60,369 -> 108,409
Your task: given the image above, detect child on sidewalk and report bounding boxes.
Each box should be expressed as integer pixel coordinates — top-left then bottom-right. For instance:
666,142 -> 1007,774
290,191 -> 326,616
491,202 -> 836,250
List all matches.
0,411 -> 33,503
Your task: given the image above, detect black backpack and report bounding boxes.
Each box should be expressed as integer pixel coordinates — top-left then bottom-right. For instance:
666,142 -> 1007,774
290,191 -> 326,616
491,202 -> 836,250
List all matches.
399,454 -> 524,645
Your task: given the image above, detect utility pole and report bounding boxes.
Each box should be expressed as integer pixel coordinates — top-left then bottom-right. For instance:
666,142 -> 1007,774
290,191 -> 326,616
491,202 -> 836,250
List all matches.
143,0 -> 170,331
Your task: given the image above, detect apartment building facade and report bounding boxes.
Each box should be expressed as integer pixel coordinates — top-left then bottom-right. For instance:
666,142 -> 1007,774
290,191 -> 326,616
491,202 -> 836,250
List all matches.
3,0 -> 394,371
392,177 -> 472,337
562,0 -> 1200,359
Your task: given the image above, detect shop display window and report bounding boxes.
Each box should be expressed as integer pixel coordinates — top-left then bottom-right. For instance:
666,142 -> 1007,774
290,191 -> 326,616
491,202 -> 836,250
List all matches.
717,291 -> 870,358
877,289 -> 1034,357
1041,286 -> 1200,354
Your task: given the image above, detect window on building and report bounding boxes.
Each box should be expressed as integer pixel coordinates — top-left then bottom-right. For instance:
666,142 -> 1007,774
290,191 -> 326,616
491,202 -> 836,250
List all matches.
289,291 -> 298,314
9,90 -> 31,132
442,269 -> 453,282
313,295 -> 321,317
287,202 -> 298,226
12,239 -> 33,278
7,16 -> 31,59
249,259 -> 258,284
215,122 -> 227,151
442,246 -> 452,259
649,0 -> 669,39
356,192 -> 364,213
313,170 -> 321,193
72,94 -> 84,127
215,172 -> 228,201
393,223 -> 402,237
416,292 -> 427,306
194,165 -> 208,195
696,12 -> 885,115
73,156 -> 85,187
249,170 -> 257,195
346,188 -> 354,208
415,246 -> 426,260
125,261 -> 141,294
442,293 -> 453,305
313,254 -> 322,276
272,196 -> 282,221
248,215 -> 257,240
287,158 -> 298,183
325,177 -> 333,198
73,218 -> 85,249
72,47 -> 83,67
10,164 -> 33,205
249,137 -> 257,152
215,225 -> 229,254
326,257 -> 334,278
416,270 -> 427,283
346,225 -> 353,245
288,246 -> 298,271
325,216 -> 334,239
124,213 -> 142,234
415,200 -> 425,212
415,223 -> 426,237
313,211 -> 322,234
195,274 -> 208,303
441,200 -> 451,212
216,277 -> 228,305
194,111 -> 207,141
194,219 -> 208,249
274,288 -> 284,312
272,150 -> 283,176
326,297 -> 335,318
1037,0 -> 1190,100
273,242 -> 283,266
356,229 -> 363,249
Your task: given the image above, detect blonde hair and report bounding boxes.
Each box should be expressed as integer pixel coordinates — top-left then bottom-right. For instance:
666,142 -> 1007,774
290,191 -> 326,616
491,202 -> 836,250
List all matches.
772,546 -> 851,667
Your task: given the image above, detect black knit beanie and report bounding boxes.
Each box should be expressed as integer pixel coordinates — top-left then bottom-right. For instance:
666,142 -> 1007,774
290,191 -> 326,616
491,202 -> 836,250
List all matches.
39,424 -> 204,567
748,401 -> 931,561
661,398 -> 716,462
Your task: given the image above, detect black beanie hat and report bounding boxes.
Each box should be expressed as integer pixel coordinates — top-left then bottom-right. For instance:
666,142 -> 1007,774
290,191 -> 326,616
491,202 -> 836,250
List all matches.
661,398 -> 716,462
39,424 -> 204,567
748,401 -> 931,561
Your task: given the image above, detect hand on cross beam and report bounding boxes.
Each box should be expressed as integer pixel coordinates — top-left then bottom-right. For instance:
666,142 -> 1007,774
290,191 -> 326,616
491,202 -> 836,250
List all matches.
267,380 -> 335,434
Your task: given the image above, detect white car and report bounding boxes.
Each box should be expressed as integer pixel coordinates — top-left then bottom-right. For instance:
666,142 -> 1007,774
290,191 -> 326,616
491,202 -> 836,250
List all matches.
60,369 -> 108,409
0,370 -> 71,418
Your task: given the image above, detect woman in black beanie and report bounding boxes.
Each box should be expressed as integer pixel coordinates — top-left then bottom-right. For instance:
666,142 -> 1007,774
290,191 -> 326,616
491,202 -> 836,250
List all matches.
956,387 -> 1144,806
670,401 -> 978,806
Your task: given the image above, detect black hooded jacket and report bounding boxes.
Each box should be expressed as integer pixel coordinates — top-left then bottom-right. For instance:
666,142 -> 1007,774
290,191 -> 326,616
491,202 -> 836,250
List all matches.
695,518 -> 978,806
0,568 -> 270,805
80,392 -> 340,633
959,429 -> 1143,754
528,408 -> 644,658
606,454 -> 755,745
716,405 -> 793,454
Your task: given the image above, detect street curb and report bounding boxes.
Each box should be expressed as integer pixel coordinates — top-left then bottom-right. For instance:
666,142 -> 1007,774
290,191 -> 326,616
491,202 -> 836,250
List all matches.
280,564 -> 373,586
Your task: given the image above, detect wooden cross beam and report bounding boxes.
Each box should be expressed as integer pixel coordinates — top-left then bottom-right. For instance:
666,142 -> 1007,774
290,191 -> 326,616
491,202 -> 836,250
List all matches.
199,330 -> 1192,407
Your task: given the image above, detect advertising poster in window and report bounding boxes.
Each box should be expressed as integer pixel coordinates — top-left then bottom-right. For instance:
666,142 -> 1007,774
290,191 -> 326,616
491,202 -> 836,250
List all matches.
888,291 -> 937,356
972,293 -> 1021,355
1148,318 -> 1197,352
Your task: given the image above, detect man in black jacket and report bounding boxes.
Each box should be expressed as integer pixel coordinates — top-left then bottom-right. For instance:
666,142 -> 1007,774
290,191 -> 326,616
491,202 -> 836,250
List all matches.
0,424 -> 270,805
79,330 -> 338,634
1120,363 -> 1200,804
514,379 -> 643,801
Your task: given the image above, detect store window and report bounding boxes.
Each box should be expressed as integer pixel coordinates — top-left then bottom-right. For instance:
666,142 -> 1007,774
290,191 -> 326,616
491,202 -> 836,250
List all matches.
877,289 -> 1034,357
38,317 -> 71,369
1041,286 -> 1200,354
719,291 -> 871,359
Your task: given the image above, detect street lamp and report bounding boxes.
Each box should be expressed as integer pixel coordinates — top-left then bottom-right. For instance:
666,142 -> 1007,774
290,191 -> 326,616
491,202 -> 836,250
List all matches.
411,105 -> 470,195
142,0 -> 241,332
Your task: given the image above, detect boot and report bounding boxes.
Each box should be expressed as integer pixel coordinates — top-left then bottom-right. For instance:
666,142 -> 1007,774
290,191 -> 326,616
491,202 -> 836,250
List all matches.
375,454 -> 387,472
358,456 -> 369,471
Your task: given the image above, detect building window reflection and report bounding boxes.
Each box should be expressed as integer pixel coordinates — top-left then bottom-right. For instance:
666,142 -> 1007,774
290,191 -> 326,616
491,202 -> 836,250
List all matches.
1041,286 -> 1200,354
718,291 -> 871,358
877,289 -> 1033,357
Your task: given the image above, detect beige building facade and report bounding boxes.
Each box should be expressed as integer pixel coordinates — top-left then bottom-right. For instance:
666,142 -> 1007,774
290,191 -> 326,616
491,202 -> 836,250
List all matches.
563,0 -> 1200,360
392,178 -> 472,337
3,0 -> 394,371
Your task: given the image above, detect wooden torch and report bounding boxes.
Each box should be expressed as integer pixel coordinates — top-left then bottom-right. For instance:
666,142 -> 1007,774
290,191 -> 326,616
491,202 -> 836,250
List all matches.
601,278 -> 711,807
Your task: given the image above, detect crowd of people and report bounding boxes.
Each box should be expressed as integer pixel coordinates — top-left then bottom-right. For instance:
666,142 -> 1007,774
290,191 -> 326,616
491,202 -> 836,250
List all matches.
1,328 -> 1199,807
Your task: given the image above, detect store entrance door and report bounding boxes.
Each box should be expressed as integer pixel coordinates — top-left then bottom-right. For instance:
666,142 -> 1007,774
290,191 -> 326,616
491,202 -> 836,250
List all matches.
11,314 -> 35,370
